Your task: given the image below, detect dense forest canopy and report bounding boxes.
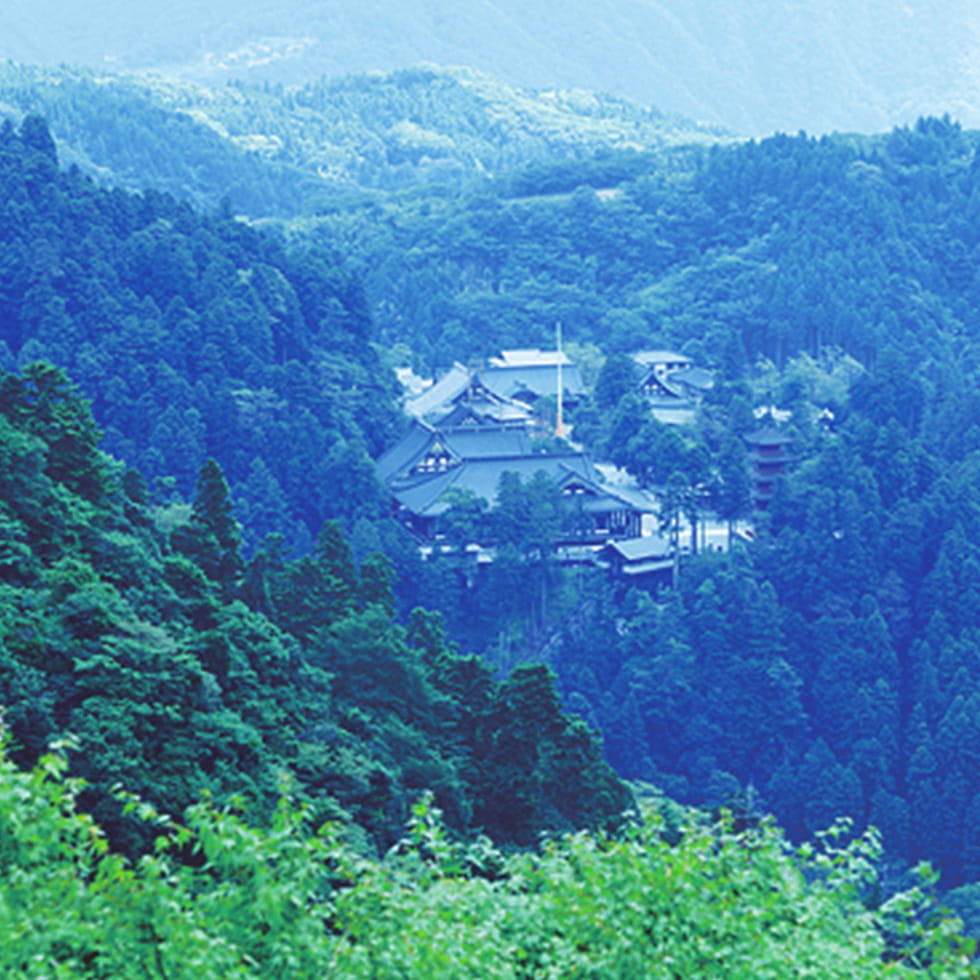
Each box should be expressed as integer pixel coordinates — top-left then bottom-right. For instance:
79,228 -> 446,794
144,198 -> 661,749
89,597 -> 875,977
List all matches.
0,360 -> 629,854
7,75 -> 980,381
0,62 -> 725,216
305,116 -> 980,376
0,112 -> 406,555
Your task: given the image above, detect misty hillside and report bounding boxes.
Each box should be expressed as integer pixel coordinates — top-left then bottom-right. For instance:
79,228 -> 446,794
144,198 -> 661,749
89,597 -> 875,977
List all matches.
0,62 -> 725,215
2,0 -> 979,134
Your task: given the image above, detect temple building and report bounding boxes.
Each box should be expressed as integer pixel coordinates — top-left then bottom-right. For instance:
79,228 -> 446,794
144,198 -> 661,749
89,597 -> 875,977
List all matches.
744,423 -> 792,508
599,535 -> 675,589
403,363 -> 533,428
376,417 -> 653,544
632,350 -> 712,425
403,349 -> 586,430
481,348 -> 586,408
632,350 -> 693,379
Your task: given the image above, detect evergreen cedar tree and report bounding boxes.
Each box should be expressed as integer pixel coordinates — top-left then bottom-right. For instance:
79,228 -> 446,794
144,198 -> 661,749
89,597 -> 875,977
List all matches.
172,457 -> 245,594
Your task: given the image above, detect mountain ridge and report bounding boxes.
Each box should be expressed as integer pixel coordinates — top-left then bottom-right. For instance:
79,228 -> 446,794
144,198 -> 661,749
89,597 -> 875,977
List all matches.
2,0 -> 980,135
0,61 -> 728,216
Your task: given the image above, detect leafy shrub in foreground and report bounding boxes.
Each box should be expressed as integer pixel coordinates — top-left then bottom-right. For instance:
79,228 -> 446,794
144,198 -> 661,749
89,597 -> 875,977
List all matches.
0,742 -> 976,979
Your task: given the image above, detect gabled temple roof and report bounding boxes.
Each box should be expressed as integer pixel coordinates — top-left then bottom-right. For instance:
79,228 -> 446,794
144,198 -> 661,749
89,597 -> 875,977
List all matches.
403,363 -> 471,419
491,348 -> 573,367
388,454 -> 574,518
591,482 -> 656,514
376,419 -> 533,484
404,363 -> 537,424
481,362 -> 586,402
430,395 -> 532,429
744,424 -> 793,446
441,426 -> 532,460
388,452 -> 655,519
405,348 -> 586,420
382,346 -> 649,528
670,366 -> 715,392
639,369 -> 688,401
605,535 -> 673,561
375,420 -> 442,483
601,534 -> 675,576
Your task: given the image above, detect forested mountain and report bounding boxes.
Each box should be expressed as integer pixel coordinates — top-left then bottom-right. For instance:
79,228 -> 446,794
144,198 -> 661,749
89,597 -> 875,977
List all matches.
0,113 -> 403,555
2,0 -> 980,134
0,62 -> 723,216
309,116 -> 980,378
8,65 -> 980,382
554,379 -> 980,887
304,113 -> 980,888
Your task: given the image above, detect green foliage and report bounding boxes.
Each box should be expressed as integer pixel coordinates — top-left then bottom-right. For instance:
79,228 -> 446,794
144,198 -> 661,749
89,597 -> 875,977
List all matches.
492,470 -> 564,555
436,487 -> 490,553
172,457 -> 245,593
552,344 -> 980,887
358,550 -> 396,614
1,741 -> 976,978
6,63 -> 980,906
0,365 -> 625,853
594,351 -> 639,412
286,118 -> 980,380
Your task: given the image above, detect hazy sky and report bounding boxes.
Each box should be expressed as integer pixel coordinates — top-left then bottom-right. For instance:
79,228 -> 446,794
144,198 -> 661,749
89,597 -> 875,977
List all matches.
2,0 -> 979,135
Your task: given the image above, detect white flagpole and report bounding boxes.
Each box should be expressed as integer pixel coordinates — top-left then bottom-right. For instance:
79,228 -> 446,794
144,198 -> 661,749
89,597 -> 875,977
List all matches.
556,320 -> 564,438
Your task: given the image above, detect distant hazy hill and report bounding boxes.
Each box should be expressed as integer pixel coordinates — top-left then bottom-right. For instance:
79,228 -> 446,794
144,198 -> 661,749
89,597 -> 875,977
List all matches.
0,62 -> 724,215
1,0 -> 979,135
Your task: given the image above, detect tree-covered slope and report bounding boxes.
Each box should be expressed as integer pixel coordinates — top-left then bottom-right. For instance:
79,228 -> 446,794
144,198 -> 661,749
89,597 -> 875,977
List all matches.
285,114 -> 980,889
546,311 -> 980,887
10,71 -> 980,392
0,362 -> 629,852
0,113 -> 405,553
9,91 -> 980,899
0,62 -> 725,216
299,118 -> 980,377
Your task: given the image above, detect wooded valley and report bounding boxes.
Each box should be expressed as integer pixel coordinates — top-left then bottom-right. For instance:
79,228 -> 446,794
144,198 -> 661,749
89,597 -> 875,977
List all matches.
3,61 -> 980,971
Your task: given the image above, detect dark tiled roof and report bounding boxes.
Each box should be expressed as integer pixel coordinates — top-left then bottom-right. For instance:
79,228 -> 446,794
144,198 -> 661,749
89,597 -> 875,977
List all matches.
492,349 -> 573,367
640,370 -> 687,400
605,535 -> 673,561
632,350 -> 692,367
443,426 -> 532,459
745,425 -> 793,446
405,363 -> 541,423
671,366 -> 714,391
403,363 -> 471,418
389,454 -> 577,517
375,419 -> 440,483
389,453 -> 653,519
433,399 -> 532,428
481,363 -> 586,401
376,421 -> 534,484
